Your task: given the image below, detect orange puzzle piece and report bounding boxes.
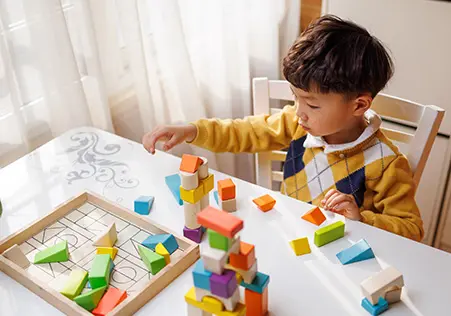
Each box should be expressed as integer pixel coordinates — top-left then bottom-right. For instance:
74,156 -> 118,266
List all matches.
217,178 -> 236,200
196,206 -> 243,238
179,154 -> 203,173
245,287 -> 268,316
252,194 -> 276,212
229,241 -> 255,270
92,287 -> 127,316
301,207 -> 326,226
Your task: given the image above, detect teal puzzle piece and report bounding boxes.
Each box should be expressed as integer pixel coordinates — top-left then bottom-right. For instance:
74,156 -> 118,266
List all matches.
165,174 -> 183,205
336,239 -> 375,265
361,297 -> 388,315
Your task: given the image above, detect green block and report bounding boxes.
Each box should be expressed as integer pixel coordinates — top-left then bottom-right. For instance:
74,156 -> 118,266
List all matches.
314,221 -> 345,247
89,254 -> 113,289
138,244 -> 166,275
34,240 -> 69,264
60,270 -> 88,300
207,229 -> 232,251
74,285 -> 106,311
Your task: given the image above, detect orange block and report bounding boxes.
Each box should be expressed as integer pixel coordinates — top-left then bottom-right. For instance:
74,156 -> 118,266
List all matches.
301,207 -> 326,226
252,194 -> 276,212
179,154 -> 203,173
196,206 -> 243,238
229,241 -> 255,270
218,178 -> 236,200
92,287 -> 127,316
245,287 -> 268,316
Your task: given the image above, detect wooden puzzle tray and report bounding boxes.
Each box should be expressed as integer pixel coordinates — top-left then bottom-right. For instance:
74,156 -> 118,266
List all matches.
0,191 -> 200,315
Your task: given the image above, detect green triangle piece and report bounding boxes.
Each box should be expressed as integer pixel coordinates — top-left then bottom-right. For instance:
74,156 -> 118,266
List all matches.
74,285 -> 106,311
138,244 -> 166,275
34,240 -> 69,264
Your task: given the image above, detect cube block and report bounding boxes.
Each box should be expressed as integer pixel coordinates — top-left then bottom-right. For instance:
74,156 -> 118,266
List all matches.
181,184 -> 205,204
218,178 -> 236,200
210,269 -> 237,298
193,259 -> 212,291
208,229 -> 233,251
134,196 -> 154,215
200,174 -> 214,195
184,226 -> 204,244
229,241 -> 255,270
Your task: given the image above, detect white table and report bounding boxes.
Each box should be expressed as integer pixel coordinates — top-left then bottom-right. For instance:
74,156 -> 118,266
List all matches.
0,127 -> 450,316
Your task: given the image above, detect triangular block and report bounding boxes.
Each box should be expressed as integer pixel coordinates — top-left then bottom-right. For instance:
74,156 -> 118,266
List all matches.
34,240 -> 69,264
89,254 -> 113,289
96,247 -> 118,260
142,233 -> 178,254
302,207 -> 326,226
3,244 -> 30,268
60,270 -> 88,300
93,223 -> 117,247
336,239 -> 375,265
138,244 -> 166,275
155,243 -> 170,265
92,287 -> 127,316
180,154 -> 203,173
74,285 -> 107,311
165,174 -> 183,205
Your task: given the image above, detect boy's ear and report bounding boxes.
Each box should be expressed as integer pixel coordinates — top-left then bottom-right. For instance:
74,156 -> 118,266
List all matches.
352,93 -> 372,116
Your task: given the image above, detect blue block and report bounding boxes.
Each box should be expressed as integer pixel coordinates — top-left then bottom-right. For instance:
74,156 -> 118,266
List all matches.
213,191 -> 219,205
165,174 -> 183,205
240,271 -> 270,294
192,259 -> 212,291
142,233 -> 179,254
336,239 -> 375,265
361,297 -> 388,315
86,281 -> 91,288
134,196 -> 154,215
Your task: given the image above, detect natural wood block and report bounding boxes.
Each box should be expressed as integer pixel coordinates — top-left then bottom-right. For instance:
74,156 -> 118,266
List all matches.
219,197 -> 237,213
2,244 -> 30,269
184,201 -> 202,229
93,222 -> 117,247
180,170 -> 199,190
361,266 -> 404,305
198,157 -> 209,179
226,259 -> 258,284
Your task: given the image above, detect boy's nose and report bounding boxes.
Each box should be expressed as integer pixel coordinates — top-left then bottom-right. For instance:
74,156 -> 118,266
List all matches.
299,112 -> 308,121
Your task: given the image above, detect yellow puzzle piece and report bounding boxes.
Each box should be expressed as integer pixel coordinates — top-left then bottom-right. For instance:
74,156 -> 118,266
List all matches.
185,287 -> 246,316
96,247 -> 118,260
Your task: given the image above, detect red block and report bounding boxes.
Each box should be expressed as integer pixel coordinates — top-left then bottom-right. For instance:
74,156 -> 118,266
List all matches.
245,287 -> 268,316
92,287 -> 127,316
197,206 -> 243,238
229,241 -> 255,270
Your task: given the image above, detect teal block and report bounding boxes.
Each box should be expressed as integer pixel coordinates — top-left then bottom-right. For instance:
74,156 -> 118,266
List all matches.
361,297 -> 388,315
142,233 -> 179,254
213,191 -> 219,205
192,259 -> 212,291
134,196 -> 154,215
165,174 -> 183,205
336,239 -> 375,265
240,271 -> 270,294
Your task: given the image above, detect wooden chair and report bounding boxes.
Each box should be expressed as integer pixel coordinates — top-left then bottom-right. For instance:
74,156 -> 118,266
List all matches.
252,77 -> 445,189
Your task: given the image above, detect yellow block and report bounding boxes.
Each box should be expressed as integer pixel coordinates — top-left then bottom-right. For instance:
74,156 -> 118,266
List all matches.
185,287 -> 246,316
200,174 -> 214,195
235,271 -> 243,284
60,270 -> 88,300
96,247 -> 118,260
180,184 -> 204,204
155,243 -> 170,265
202,296 -> 224,313
289,237 -> 311,256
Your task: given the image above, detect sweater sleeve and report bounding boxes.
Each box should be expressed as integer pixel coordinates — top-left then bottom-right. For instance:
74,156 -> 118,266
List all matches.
188,105 -> 299,153
361,155 -> 424,241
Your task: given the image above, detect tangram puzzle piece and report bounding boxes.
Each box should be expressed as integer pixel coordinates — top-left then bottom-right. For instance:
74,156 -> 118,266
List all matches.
60,270 -> 88,300
93,223 -> 117,247
89,254 -> 113,289
92,287 -> 127,316
289,237 -> 311,256
336,239 -> 375,265
34,240 -> 69,264
138,244 -> 166,275
3,244 -> 30,268
301,207 -> 326,226
252,194 -> 276,212
74,286 -> 106,311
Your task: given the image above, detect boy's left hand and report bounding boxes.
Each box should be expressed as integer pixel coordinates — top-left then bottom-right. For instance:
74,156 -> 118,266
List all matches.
321,189 -> 361,221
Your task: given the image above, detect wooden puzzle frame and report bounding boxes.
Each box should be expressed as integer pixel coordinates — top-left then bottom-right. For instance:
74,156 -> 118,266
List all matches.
0,191 -> 200,315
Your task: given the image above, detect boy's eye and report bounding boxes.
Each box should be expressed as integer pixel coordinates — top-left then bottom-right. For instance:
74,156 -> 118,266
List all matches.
307,104 -> 320,109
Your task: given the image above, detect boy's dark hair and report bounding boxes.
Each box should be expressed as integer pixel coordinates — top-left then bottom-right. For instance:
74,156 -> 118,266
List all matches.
283,15 -> 393,98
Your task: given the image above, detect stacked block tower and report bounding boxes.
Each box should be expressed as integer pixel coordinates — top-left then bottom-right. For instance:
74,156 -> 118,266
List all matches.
179,154 -> 214,243
185,206 -> 270,316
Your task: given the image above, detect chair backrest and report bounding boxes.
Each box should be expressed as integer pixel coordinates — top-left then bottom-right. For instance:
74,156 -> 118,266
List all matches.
252,77 -> 445,189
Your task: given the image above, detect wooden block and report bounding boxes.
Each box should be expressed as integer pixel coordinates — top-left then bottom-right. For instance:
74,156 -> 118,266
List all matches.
185,287 -> 246,316
180,184 -> 205,204
96,247 -> 118,260
180,170 -> 200,190
207,229 -> 234,251
384,286 -> 402,304
219,197 -> 237,213
197,206 -> 243,238
187,304 -> 212,316
245,287 -> 268,316
200,174 -> 214,195
301,207 -> 326,226
93,222 -> 117,247
198,157 -> 209,179
34,240 -> 69,264
155,242 -> 171,265
74,285 -> 106,311
193,259 -> 212,291
361,297 -> 388,315
138,244 -> 166,275
60,269 -> 88,300
195,286 -> 240,312
229,241 -> 255,270
202,295 -> 224,313
92,287 -> 127,316
210,269 -> 238,298
134,195 -> 154,215
180,154 -> 203,173
184,201 -> 202,229
289,237 -> 311,256
336,239 -> 375,265
165,173 -> 184,205
252,194 -> 276,212
314,221 -> 345,247
213,191 -> 219,205
200,243 -> 228,275
142,233 -> 179,254
184,226 -> 204,244
361,266 -> 404,305
226,259 -> 258,284
89,254 -> 113,289
218,179 -> 236,200
2,244 -> 30,268
200,194 -> 210,211
240,271 -> 269,294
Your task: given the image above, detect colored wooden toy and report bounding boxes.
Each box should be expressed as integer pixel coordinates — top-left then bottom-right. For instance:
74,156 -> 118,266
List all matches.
314,221 -> 345,247
142,233 -> 179,254
210,269 -> 238,298
245,287 -> 268,316
92,287 -> 127,316
361,297 -> 389,316
96,247 -> 118,260
218,178 -> 236,200
208,229 -> 234,251
93,222 -> 117,247
361,266 -> 404,305
194,286 -> 240,312
301,207 -> 326,226
34,240 -> 69,264
155,242 -> 171,265
184,226 -> 204,243
165,174 -> 184,205
180,184 -> 205,204
229,241 -> 255,270
219,198 -> 237,213
252,194 -> 276,212
134,196 -> 154,215
2,244 -> 30,269
74,285 -> 107,311
60,270 -> 88,300
240,271 -> 270,294
213,191 -> 219,205
336,239 -> 375,265
180,170 -> 199,190
197,206 -> 244,238
184,201 -> 202,229
89,254 -> 113,289
200,174 -> 215,195
180,154 -> 203,173
226,259 -> 257,284
289,237 -> 311,256
185,287 -> 246,316
200,242 -> 229,275
138,244 -> 166,275
192,259 -> 212,291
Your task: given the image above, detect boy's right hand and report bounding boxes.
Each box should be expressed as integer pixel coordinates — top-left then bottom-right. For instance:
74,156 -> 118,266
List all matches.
142,124 -> 197,155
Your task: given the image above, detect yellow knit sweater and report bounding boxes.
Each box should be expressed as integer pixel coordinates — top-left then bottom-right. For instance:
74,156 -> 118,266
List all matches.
189,105 -> 424,241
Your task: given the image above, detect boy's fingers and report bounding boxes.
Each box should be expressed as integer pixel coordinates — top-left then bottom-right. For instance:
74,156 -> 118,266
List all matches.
163,134 -> 180,151
328,194 -> 349,209
145,129 -> 168,153
325,192 -> 340,208
324,189 -> 339,201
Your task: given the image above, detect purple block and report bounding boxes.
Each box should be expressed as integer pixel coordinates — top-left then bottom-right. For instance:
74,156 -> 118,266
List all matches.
210,269 -> 237,298
183,226 -> 204,243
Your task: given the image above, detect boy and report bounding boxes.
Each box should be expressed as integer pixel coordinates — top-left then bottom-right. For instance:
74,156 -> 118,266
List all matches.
142,15 -> 424,241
